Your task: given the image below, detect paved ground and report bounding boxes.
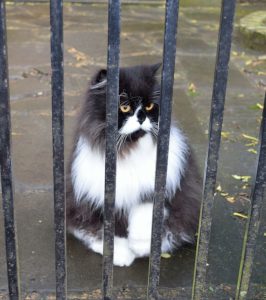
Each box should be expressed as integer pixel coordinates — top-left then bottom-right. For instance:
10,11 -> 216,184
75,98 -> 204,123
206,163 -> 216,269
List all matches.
0,1 -> 265,299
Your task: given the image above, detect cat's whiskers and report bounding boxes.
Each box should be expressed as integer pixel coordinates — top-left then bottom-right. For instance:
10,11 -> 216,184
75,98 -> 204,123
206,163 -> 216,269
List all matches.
116,133 -> 128,153
150,122 -> 159,138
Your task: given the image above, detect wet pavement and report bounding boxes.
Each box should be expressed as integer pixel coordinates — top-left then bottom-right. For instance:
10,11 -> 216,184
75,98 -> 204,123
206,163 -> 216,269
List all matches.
0,1 -> 266,299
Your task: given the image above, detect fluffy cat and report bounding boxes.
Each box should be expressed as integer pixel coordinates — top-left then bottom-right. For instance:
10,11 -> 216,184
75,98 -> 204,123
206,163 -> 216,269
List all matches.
66,64 -> 201,267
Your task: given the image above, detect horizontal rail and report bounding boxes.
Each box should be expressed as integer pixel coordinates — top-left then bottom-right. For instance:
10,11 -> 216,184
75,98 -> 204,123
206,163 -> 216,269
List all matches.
50,0 -> 66,298
0,0 -> 20,299
192,0 -> 236,299
236,92 -> 266,300
102,0 -> 120,299
147,1 -> 180,299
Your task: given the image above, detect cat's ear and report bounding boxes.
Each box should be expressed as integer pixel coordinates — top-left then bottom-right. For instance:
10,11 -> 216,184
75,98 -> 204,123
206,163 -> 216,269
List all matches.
95,69 -> 107,83
151,62 -> 162,75
91,69 -> 107,90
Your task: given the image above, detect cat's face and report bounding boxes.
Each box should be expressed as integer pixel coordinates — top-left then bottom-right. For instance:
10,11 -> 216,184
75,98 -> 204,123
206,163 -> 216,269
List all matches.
85,64 -> 161,152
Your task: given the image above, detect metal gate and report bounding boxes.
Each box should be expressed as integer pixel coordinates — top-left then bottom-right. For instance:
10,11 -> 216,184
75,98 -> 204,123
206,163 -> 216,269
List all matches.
0,0 -> 265,299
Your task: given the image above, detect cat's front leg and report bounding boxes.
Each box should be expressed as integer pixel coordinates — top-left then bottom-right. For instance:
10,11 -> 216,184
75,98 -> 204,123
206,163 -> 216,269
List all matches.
128,203 -> 153,257
99,236 -> 136,267
113,237 -> 136,267
71,229 -> 135,267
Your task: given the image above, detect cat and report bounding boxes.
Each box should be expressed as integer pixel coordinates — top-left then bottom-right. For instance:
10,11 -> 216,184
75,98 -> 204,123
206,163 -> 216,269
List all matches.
66,63 -> 201,267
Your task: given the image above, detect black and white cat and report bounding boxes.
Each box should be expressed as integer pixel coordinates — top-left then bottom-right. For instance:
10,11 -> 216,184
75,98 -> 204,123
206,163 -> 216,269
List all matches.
66,64 -> 201,267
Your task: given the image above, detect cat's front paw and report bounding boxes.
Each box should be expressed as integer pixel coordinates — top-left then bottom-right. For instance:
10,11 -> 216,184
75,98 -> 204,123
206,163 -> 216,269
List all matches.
128,238 -> 151,257
113,237 -> 136,267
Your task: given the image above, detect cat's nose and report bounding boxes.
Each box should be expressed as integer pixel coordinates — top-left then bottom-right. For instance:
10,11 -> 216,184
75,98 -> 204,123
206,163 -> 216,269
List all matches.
137,109 -> 146,124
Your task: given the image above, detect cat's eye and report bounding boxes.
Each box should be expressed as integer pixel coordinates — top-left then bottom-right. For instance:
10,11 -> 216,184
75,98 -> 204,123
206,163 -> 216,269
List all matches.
120,104 -> 131,113
145,103 -> 154,111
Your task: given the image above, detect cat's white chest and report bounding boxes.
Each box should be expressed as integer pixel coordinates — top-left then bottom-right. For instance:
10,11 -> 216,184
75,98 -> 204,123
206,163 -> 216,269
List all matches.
71,127 -> 187,212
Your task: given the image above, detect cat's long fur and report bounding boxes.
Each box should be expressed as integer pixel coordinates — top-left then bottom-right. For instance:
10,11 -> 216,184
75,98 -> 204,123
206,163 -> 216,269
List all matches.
66,64 -> 201,266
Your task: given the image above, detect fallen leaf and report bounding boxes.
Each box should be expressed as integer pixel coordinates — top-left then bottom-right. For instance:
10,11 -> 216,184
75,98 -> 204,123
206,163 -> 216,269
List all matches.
221,131 -> 230,139
221,192 -> 229,197
161,253 -> 171,259
245,60 -> 253,66
232,175 -> 242,180
256,103 -> 263,110
264,232 -> 266,237
67,47 -> 92,67
226,196 -> 235,203
233,212 -> 248,219
232,175 -> 251,182
258,55 -> 266,60
247,149 -> 257,154
238,193 -> 250,203
242,176 -> 251,183
68,47 -> 87,61
188,83 -> 196,94
216,184 -> 222,192
245,142 -> 258,147
242,134 -> 258,142
249,104 -> 261,110
11,132 -> 22,136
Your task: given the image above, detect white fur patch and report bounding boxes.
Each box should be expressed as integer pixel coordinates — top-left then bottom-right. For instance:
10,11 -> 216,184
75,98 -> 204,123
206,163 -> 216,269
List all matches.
113,237 -> 136,267
71,125 -> 188,212
72,229 -> 103,255
128,203 -> 153,257
71,229 -> 135,266
128,203 -> 174,256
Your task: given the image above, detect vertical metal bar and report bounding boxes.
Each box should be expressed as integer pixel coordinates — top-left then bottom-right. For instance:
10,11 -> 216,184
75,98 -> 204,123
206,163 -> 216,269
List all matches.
102,1 -> 120,299
236,93 -> 266,300
50,0 -> 66,298
192,0 -> 236,299
0,1 -> 20,299
147,1 -> 179,299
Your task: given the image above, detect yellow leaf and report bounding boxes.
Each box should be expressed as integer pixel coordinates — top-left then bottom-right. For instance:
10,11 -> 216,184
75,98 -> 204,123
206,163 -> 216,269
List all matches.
256,103 -> 263,110
245,142 -> 257,147
247,149 -> 257,154
232,51 -> 238,56
242,134 -> 258,142
11,132 -> 22,136
188,83 -> 196,93
245,60 -> 253,66
242,176 -> 251,183
232,175 -> 251,182
232,175 -> 242,180
216,184 -> 222,192
226,196 -> 235,203
233,212 -> 248,219
161,253 -> 171,259
238,94 -> 245,98
264,232 -> 266,237
221,192 -> 229,197
221,131 -> 230,139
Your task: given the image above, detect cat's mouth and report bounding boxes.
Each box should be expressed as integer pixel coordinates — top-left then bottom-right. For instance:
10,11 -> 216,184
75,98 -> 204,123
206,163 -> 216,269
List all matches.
127,129 -> 146,142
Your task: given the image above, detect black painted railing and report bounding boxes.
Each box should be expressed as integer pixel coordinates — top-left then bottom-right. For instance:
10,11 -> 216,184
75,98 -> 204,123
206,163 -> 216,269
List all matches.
0,0 -> 265,299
